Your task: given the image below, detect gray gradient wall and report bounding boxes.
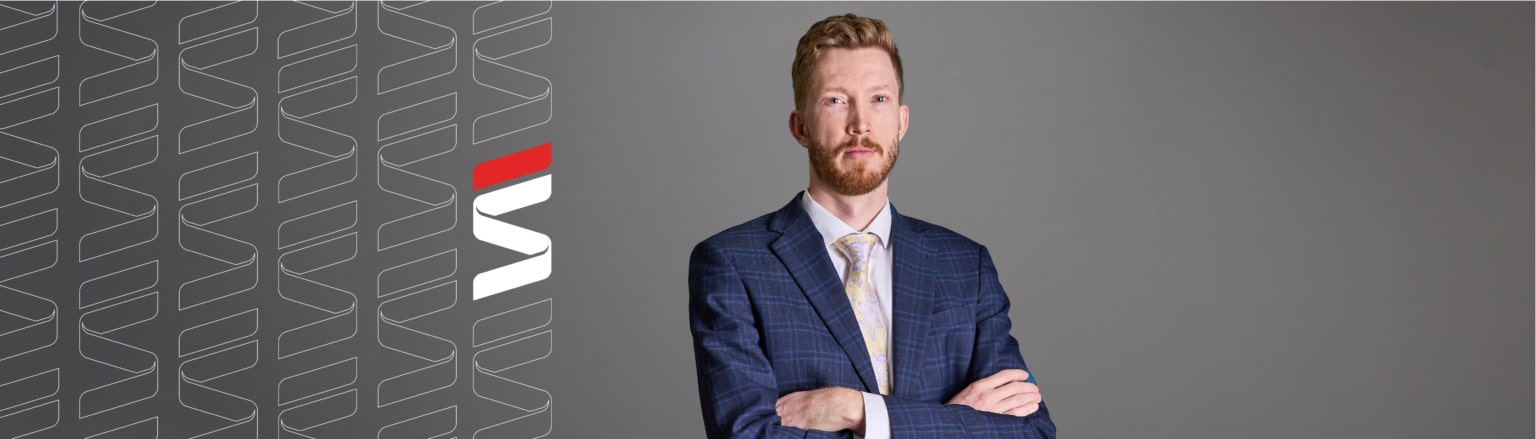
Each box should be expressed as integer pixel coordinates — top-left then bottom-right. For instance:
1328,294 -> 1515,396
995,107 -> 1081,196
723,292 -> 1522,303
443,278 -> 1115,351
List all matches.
0,2 -> 1527,438
549,2 -> 1532,437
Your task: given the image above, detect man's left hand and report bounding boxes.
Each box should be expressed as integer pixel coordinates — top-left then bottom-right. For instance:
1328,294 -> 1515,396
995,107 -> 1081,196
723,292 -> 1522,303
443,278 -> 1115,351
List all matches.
775,387 -> 866,434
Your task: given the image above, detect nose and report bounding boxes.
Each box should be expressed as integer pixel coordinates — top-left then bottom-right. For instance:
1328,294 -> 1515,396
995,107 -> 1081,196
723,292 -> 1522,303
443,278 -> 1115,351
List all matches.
847,102 -> 872,135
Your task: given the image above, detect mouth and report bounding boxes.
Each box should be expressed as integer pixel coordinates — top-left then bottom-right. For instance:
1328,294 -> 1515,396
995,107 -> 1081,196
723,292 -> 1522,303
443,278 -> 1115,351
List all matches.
842,146 -> 878,159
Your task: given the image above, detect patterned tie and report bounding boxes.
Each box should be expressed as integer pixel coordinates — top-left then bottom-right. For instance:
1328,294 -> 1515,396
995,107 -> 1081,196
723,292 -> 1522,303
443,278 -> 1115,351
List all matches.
833,233 -> 891,395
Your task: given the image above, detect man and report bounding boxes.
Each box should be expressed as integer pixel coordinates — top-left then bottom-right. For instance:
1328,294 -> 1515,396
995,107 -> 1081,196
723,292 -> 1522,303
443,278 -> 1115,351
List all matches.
689,14 -> 1056,438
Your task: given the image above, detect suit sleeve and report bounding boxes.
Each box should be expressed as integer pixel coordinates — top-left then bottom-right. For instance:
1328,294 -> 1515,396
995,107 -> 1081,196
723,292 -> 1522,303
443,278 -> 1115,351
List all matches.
689,241 -> 843,438
880,245 -> 1058,438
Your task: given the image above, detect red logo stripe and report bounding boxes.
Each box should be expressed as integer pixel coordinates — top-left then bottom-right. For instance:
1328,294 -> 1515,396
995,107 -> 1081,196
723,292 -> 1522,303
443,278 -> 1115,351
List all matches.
473,143 -> 552,190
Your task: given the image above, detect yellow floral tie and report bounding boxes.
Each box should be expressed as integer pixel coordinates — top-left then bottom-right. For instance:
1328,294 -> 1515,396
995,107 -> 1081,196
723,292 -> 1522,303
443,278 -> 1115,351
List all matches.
833,233 -> 891,395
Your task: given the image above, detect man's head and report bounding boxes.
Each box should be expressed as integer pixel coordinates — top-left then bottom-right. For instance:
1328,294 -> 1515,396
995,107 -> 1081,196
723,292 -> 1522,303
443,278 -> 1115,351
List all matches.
789,14 -> 909,197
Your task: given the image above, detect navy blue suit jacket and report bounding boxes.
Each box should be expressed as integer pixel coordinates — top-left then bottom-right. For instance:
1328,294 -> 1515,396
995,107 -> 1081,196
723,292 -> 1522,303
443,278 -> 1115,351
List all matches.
689,193 -> 1057,438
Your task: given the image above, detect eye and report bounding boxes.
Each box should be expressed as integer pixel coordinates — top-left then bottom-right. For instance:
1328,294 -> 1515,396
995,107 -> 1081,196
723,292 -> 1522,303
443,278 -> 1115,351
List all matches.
874,95 -> 889,103
827,97 -> 844,105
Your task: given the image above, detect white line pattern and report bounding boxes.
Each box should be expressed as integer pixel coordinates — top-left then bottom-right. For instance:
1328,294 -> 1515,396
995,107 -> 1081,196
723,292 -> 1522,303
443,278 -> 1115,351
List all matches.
470,3 -> 555,437
74,2 -> 159,437
176,2 -> 261,438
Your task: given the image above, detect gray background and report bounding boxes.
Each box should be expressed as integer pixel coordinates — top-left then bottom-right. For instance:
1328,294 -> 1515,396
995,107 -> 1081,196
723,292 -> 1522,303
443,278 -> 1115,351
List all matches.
547,2 -> 1533,438
0,2 -> 1528,438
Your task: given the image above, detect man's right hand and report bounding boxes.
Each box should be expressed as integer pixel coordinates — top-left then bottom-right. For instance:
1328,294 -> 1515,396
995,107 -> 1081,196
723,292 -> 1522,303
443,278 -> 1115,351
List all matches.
945,369 -> 1042,417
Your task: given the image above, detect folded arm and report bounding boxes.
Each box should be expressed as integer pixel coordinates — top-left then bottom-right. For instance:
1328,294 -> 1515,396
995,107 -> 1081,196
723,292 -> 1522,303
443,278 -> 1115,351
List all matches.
881,245 -> 1056,438
690,241 -> 849,438
689,241 -> 1055,438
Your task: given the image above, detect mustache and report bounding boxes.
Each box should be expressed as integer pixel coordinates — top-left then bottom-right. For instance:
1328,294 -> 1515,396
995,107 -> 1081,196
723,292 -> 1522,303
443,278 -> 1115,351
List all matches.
836,137 -> 884,154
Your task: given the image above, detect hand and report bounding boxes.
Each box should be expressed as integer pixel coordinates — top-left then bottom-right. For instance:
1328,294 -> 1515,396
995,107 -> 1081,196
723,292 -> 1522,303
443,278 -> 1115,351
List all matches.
946,369 -> 1042,417
775,387 -> 865,434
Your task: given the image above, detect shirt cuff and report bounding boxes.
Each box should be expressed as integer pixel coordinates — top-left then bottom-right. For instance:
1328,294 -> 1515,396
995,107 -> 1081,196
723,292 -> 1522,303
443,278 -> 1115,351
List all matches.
860,392 -> 890,439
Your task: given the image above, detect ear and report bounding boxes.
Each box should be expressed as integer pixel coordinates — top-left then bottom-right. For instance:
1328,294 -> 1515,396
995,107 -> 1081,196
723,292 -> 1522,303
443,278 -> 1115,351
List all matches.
897,103 -> 910,142
789,110 -> 812,148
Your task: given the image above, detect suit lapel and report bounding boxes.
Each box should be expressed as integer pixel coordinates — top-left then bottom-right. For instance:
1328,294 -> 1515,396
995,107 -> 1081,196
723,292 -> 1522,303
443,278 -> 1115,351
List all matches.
768,194 -> 880,394
888,206 -> 937,398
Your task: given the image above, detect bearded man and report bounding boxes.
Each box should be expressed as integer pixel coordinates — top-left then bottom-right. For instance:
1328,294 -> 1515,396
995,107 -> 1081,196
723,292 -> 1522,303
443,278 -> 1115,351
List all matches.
687,13 -> 1057,439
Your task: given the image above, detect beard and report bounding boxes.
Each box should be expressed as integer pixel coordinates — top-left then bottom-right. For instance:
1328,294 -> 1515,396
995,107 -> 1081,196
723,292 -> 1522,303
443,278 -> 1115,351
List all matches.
809,135 -> 899,196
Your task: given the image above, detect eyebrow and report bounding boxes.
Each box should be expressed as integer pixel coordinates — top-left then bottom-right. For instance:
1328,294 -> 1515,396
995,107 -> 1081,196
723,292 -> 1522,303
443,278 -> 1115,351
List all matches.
820,84 -> 894,95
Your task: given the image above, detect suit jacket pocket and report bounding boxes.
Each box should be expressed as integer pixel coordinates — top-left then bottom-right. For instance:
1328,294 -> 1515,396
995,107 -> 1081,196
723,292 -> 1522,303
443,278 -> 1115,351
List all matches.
921,301 -> 977,396
930,302 -> 973,327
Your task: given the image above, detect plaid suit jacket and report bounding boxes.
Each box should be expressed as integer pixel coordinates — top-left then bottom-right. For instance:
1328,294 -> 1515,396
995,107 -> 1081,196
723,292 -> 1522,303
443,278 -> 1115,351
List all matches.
689,193 -> 1057,438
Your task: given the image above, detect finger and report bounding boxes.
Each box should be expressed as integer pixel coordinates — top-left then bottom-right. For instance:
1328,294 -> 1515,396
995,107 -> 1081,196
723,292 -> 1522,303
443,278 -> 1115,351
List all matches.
1005,382 -> 1039,397
998,388 -> 1042,408
1005,402 -> 1040,417
987,381 -> 1036,403
775,393 -> 802,416
976,369 -> 1030,389
980,381 -> 1022,405
984,369 -> 1029,389
776,399 -> 802,427
983,384 -> 1038,414
780,414 -> 804,429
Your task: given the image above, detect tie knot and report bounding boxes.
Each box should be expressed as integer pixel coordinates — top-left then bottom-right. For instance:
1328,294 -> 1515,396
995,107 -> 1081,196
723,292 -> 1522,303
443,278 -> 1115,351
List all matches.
833,233 -> 880,264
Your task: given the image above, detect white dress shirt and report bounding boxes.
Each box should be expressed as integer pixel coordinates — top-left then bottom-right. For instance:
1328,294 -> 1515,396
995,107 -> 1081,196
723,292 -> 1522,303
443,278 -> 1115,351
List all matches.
801,191 -> 894,439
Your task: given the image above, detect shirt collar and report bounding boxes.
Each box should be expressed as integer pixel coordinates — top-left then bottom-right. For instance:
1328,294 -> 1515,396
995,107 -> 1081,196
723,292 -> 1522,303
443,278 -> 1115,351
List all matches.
801,190 -> 892,250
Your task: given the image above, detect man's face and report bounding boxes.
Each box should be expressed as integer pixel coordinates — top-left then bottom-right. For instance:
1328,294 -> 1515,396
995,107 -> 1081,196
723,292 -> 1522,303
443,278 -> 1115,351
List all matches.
791,47 -> 910,196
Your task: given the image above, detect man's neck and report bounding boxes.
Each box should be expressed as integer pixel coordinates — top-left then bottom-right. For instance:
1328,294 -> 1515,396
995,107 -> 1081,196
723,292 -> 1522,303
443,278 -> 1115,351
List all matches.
806,182 -> 888,232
